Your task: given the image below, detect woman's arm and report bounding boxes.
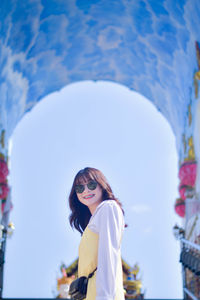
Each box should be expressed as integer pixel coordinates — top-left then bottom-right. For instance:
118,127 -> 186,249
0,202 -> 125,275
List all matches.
95,201 -> 124,300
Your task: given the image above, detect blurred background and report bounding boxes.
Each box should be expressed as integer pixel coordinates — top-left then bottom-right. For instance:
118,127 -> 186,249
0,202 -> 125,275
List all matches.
4,81 -> 183,298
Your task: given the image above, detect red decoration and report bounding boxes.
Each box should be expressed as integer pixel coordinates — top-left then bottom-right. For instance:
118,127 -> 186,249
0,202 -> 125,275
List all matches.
178,161 -> 197,200
0,159 -> 9,183
1,199 -> 6,213
0,182 -> 9,199
175,198 -> 185,218
178,184 -> 189,200
179,161 -> 197,187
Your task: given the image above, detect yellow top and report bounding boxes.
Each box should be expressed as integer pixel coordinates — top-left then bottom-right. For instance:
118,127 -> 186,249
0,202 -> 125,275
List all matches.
78,226 -> 125,300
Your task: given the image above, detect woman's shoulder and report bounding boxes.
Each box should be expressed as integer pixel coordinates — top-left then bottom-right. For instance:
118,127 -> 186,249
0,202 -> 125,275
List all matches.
93,200 -> 122,217
89,200 -> 124,232
97,199 -> 119,209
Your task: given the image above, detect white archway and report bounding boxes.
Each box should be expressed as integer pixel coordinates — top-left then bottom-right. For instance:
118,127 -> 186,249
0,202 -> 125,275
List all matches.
4,81 -> 182,298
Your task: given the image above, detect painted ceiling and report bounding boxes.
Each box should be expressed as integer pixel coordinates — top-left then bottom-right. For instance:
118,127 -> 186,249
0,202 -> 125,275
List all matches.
0,0 -> 200,158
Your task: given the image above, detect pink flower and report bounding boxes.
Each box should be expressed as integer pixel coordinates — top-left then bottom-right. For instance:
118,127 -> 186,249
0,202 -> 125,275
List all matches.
0,159 -> 9,183
0,183 -> 9,199
179,161 -> 197,187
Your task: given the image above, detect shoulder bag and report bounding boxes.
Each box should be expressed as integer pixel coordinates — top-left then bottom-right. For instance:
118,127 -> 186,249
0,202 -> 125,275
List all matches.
69,268 -> 97,300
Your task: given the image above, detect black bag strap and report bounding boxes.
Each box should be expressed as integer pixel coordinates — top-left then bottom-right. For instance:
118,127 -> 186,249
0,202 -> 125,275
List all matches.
88,267 -> 97,279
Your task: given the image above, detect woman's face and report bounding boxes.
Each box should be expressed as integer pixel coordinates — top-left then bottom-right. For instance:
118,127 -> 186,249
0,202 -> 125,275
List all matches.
75,178 -> 103,213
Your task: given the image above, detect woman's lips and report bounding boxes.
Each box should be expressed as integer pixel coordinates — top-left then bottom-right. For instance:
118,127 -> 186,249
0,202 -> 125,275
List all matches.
83,194 -> 95,199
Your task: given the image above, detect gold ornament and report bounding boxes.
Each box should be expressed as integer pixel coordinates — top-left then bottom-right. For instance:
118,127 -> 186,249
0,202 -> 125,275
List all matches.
57,274 -> 75,298
131,263 -> 140,276
0,153 -> 5,160
184,136 -> 196,161
7,222 -> 15,236
124,279 -> 142,298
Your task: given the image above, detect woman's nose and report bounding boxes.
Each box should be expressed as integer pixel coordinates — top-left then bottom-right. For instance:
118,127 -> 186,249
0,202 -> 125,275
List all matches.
83,185 -> 90,194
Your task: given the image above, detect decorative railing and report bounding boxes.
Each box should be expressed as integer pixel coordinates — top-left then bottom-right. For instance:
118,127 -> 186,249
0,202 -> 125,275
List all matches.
180,238 -> 200,300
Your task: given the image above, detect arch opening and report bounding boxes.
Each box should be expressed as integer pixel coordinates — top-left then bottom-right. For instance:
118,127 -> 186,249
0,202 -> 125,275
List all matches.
4,80 -> 182,298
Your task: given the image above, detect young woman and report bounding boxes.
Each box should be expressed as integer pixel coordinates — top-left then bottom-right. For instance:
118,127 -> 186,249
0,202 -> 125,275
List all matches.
68,167 -> 125,300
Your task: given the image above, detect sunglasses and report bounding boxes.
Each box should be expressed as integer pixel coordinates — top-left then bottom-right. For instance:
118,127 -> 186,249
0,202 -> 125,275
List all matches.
75,181 -> 98,194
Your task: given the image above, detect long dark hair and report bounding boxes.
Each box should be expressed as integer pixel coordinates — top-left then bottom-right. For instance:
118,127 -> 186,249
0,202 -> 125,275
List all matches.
68,167 -> 124,234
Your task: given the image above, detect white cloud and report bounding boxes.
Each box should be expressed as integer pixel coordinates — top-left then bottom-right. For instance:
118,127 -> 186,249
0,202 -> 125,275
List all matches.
130,204 -> 152,214
143,227 -> 153,234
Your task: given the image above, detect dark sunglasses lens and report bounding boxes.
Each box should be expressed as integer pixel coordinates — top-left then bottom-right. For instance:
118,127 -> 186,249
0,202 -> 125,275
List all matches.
75,185 -> 85,194
87,181 -> 97,190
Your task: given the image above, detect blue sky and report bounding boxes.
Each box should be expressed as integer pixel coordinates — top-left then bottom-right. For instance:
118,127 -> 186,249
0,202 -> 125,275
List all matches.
4,81 -> 183,298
